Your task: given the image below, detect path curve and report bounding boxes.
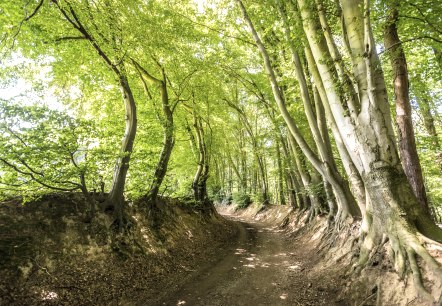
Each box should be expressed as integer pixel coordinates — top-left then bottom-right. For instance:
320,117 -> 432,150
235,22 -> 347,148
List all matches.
159,212 -> 340,306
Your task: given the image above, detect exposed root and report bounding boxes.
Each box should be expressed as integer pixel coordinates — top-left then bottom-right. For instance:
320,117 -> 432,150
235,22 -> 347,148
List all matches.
355,221 -> 442,303
417,233 -> 442,250
406,249 -> 432,300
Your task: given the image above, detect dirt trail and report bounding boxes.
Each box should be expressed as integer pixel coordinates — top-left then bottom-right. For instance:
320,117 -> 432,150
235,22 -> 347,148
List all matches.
159,210 -> 345,306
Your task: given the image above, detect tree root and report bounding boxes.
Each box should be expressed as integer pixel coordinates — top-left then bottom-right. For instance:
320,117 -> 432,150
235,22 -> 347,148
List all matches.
355,221 -> 442,303
417,233 -> 442,250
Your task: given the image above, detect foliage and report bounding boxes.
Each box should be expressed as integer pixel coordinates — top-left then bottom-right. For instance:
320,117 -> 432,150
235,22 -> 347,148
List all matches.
0,0 -> 440,216
0,99 -> 106,200
233,191 -> 251,209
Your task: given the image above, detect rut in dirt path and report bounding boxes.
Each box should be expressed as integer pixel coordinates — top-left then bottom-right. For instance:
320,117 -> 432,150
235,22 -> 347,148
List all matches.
159,212 -> 343,306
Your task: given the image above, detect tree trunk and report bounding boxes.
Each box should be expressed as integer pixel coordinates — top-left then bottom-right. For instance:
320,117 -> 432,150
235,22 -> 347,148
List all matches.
52,3 -> 138,228
276,137 -> 286,205
226,149 -> 245,190
237,0 -> 359,221
383,0 -> 430,214
225,99 -> 269,204
192,113 -> 210,204
295,0 -> 442,294
133,61 -> 175,203
303,43 -> 367,217
107,73 -> 137,225
288,134 -> 321,215
417,96 -> 442,173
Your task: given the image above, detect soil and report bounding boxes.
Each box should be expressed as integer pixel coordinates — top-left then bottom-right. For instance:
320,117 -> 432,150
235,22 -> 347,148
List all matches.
1,194 -> 439,305
0,194 -> 238,305
159,205 -> 349,306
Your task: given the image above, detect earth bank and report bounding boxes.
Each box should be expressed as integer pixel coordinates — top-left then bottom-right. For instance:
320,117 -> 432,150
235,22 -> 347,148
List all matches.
0,193 -> 236,305
0,194 -> 441,305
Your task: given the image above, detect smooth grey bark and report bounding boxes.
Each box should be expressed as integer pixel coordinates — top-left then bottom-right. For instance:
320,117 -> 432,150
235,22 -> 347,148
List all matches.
296,0 -> 442,293
107,72 -> 137,225
303,43 -> 367,220
52,2 -> 137,226
237,0 -> 360,220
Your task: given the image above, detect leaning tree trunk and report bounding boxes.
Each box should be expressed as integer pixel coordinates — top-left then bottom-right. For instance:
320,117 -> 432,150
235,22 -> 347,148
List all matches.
383,0 -> 429,214
133,61 -> 175,203
52,2 -> 138,228
303,43 -> 367,218
237,0 -> 360,221
297,0 -> 442,298
288,134 -> 322,216
192,113 -> 209,204
107,73 -> 137,226
147,81 -> 174,201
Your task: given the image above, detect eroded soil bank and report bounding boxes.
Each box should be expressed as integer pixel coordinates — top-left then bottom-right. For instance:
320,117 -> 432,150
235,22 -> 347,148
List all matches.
0,194 -> 237,305
1,195 -> 440,305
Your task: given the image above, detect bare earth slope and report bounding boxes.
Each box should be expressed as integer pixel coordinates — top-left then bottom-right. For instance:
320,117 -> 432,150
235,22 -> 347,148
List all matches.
0,194 -> 237,305
3,196 -> 437,305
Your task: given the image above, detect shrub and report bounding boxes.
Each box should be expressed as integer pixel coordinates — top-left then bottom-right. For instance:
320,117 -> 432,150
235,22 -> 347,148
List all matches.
233,192 -> 251,209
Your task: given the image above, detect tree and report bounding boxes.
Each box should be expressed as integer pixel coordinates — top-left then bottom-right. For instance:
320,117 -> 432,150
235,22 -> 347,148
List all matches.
133,60 -> 175,204
0,99 -> 100,211
234,0 -> 442,297
383,0 -> 429,214
236,0 -> 360,222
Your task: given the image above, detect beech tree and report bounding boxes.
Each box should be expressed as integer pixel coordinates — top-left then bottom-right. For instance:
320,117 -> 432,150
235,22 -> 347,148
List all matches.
383,0 -> 429,214
1,0 -> 441,299
233,0 -> 442,295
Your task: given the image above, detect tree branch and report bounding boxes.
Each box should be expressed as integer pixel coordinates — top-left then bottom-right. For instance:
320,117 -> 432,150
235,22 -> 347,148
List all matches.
0,158 -> 78,192
131,59 -> 162,85
379,35 -> 442,55
18,158 -> 45,177
52,0 -> 120,75
24,0 -> 45,21
4,126 -> 29,147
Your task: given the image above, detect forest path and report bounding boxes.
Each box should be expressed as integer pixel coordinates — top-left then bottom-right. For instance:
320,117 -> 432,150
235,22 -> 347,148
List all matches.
159,209 -> 344,306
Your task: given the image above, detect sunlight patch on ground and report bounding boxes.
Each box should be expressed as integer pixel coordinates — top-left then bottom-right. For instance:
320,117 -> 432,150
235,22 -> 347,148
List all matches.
311,225 -> 326,241
263,226 -> 284,233
243,264 -> 256,268
235,248 -> 247,255
40,290 -> 58,301
289,264 -> 301,270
